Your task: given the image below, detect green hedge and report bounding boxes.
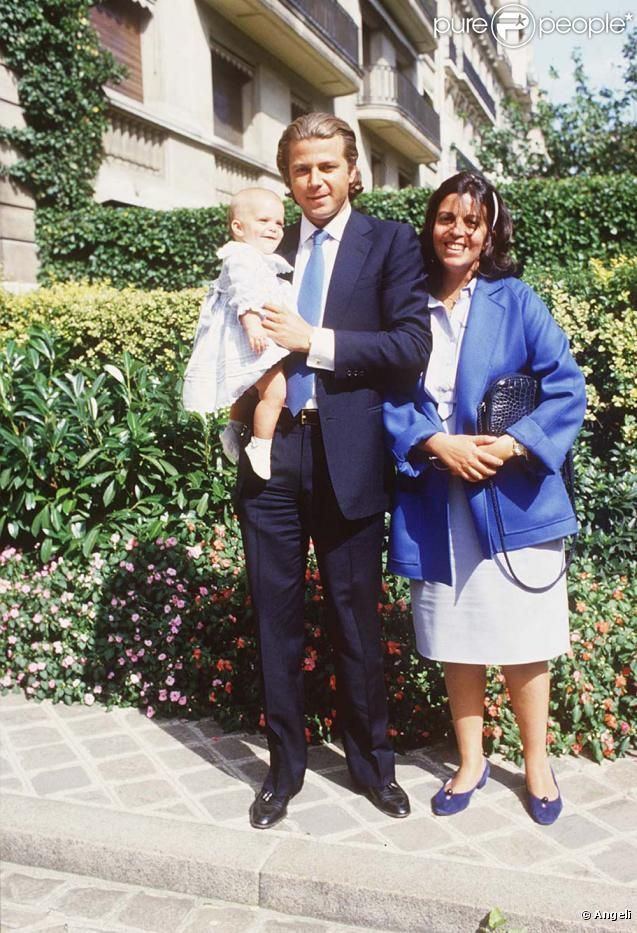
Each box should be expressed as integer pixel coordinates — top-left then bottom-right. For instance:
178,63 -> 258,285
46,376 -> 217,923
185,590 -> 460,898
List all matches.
0,281 -> 203,371
36,175 -> 637,290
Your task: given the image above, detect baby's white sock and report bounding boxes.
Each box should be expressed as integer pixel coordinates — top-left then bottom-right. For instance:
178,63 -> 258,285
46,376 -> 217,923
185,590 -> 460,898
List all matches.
245,436 -> 272,480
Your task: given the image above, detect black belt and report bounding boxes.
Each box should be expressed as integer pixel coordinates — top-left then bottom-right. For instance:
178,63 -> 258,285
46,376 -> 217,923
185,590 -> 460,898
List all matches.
280,408 -> 320,427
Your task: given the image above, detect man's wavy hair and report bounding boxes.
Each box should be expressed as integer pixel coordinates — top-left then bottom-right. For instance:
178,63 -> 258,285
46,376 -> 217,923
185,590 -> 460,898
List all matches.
420,171 -> 519,288
276,112 -> 364,200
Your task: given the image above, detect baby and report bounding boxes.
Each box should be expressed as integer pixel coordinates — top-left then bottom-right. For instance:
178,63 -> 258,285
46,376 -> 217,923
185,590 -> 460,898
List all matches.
182,188 -> 295,480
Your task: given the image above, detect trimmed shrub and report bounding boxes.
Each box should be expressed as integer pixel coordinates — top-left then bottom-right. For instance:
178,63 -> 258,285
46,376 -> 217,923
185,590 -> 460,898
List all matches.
0,281 -> 204,370
35,175 -> 637,290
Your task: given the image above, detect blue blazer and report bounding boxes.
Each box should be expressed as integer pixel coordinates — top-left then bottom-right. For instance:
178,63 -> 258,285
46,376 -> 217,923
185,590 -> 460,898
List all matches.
276,209 -> 431,521
384,275 -> 587,584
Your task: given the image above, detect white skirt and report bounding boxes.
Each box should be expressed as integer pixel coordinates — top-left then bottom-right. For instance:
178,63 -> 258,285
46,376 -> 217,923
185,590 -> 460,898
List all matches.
410,477 -> 570,665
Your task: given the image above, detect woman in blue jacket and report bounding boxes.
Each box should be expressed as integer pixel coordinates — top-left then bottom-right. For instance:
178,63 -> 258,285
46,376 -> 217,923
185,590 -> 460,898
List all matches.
384,172 -> 586,825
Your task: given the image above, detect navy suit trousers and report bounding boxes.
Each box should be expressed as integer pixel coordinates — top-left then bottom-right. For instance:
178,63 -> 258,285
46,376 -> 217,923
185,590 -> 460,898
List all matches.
237,411 -> 395,797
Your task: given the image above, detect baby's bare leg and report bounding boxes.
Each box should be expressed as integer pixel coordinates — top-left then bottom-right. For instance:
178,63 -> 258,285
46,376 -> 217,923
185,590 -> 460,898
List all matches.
230,387 -> 257,426
253,364 -> 287,439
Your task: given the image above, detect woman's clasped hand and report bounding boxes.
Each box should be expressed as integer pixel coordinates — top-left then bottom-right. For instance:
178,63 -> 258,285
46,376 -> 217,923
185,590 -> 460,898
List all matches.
421,432 -> 518,481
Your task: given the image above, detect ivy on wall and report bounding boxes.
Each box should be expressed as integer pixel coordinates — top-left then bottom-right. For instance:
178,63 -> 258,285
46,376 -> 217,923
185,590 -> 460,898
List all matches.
0,0 -> 122,210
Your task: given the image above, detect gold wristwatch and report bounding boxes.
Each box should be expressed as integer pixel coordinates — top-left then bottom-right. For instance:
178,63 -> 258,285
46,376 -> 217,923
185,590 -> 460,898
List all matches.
511,437 -> 529,459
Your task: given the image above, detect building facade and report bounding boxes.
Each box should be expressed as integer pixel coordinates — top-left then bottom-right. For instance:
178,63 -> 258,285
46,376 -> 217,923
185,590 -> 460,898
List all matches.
1,0 -> 534,286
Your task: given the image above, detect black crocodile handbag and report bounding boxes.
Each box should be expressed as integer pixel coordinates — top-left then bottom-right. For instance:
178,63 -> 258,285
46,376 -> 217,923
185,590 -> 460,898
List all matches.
478,373 -> 577,593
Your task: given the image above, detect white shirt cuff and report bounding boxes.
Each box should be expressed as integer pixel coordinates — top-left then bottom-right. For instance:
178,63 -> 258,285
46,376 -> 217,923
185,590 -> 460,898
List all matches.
307,327 -> 335,371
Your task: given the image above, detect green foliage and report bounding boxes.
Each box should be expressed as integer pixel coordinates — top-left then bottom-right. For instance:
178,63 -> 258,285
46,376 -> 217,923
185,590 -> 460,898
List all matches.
479,907 -> 526,933
0,280 -> 204,370
0,329 -> 234,562
524,254 -> 637,450
475,30 -> 637,180
35,176 -> 637,289
0,0 -> 122,209
501,176 -> 637,269
37,204 -> 229,290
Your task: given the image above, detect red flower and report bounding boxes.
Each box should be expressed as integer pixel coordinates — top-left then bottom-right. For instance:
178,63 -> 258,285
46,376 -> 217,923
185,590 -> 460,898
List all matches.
386,641 -> 402,656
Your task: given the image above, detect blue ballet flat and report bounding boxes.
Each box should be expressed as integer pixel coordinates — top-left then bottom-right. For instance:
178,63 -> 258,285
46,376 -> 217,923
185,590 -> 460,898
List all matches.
527,768 -> 563,825
431,760 -> 490,816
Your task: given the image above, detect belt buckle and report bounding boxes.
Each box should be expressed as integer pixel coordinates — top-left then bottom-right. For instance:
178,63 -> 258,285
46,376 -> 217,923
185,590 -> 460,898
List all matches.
300,409 -> 316,425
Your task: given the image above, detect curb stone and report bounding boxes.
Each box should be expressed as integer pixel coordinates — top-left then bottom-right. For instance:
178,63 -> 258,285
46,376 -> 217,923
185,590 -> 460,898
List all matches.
1,793 -> 632,933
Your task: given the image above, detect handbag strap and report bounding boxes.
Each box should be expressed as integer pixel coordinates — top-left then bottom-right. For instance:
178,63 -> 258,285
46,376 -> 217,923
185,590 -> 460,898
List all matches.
487,468 -> 577,592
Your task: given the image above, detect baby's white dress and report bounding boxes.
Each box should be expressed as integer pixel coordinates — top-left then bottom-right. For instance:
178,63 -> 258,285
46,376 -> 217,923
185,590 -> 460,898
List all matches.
182,241 -> 295,414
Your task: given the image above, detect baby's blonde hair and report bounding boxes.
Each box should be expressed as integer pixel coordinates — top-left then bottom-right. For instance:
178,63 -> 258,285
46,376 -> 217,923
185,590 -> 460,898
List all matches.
228,187 -> 283,231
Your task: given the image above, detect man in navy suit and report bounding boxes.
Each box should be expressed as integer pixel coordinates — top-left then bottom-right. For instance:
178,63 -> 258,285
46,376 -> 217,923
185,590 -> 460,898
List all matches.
237,113 -> 431,829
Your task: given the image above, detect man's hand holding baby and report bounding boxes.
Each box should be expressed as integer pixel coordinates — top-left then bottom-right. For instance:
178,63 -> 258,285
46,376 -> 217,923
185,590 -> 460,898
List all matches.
263,303 -> 313,353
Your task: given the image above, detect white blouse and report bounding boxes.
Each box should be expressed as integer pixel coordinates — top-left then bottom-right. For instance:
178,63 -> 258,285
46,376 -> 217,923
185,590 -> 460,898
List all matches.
423,277 -> 476,424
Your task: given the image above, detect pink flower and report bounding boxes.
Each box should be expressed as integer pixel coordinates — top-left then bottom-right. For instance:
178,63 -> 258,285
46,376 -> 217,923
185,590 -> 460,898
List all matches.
158,653 -> 166,661
166,568 -> 177,577
165,675 -> 175,686
28,662 -> 38,673
132,613 -> 140,622
178,696 -> 187,706
158,689 -> 168,701
169,690 -> 181,702
84,693 -> 95,706
146,706 -> 155,718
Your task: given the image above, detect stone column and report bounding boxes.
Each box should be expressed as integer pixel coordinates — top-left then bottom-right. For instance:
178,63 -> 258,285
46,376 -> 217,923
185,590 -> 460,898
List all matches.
0,55 -> 39,291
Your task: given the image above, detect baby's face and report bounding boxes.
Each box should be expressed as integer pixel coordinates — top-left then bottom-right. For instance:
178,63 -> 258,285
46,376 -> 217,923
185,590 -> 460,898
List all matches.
233,197 -> 285,254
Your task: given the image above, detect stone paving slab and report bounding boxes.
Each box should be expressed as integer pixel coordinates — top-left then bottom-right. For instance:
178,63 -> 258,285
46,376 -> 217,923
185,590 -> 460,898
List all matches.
0,860 -> 387,932
0,691 -> 635,932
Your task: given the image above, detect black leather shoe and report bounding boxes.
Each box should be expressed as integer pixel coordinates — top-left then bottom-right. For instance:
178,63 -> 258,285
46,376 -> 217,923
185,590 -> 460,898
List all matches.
249,789 -> 291,829
364,781 -> 411,818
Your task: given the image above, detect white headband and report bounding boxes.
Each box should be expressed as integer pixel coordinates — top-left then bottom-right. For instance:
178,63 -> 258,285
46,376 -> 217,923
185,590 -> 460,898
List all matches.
491,191 -> 499,230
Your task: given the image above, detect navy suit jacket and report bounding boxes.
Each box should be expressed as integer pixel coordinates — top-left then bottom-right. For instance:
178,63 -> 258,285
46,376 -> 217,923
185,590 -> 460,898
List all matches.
279,208 -> 431,520
384,275 -> 587,583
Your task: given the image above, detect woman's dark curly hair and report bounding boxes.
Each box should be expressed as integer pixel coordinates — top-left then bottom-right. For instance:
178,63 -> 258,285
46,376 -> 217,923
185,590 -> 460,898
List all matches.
420,171 -> 519,288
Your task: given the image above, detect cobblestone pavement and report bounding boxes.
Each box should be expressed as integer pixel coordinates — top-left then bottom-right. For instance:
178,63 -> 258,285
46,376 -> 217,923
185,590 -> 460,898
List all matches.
0,690 -> 635,931
0,860 -> 387,933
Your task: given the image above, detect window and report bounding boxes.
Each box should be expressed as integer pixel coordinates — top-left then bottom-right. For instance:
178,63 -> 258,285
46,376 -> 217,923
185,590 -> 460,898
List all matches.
90,0 -> 145,102
211,45 -> 253,147
398,169 -> 413,189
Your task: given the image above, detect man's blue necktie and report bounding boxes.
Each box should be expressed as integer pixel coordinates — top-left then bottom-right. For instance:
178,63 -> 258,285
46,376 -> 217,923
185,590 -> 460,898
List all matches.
286,228 -> 330,416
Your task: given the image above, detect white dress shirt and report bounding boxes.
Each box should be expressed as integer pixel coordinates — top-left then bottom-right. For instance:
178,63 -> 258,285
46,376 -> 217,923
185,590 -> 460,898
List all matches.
291,201 -> 351,406
424,277 -> 477,425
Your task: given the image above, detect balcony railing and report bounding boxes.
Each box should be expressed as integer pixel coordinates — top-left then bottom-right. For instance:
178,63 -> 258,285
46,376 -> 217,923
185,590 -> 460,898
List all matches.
462,53 -> 496,116
282,0 -> 359,69
360,65 -> 440,148
105,110 -> 165,173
